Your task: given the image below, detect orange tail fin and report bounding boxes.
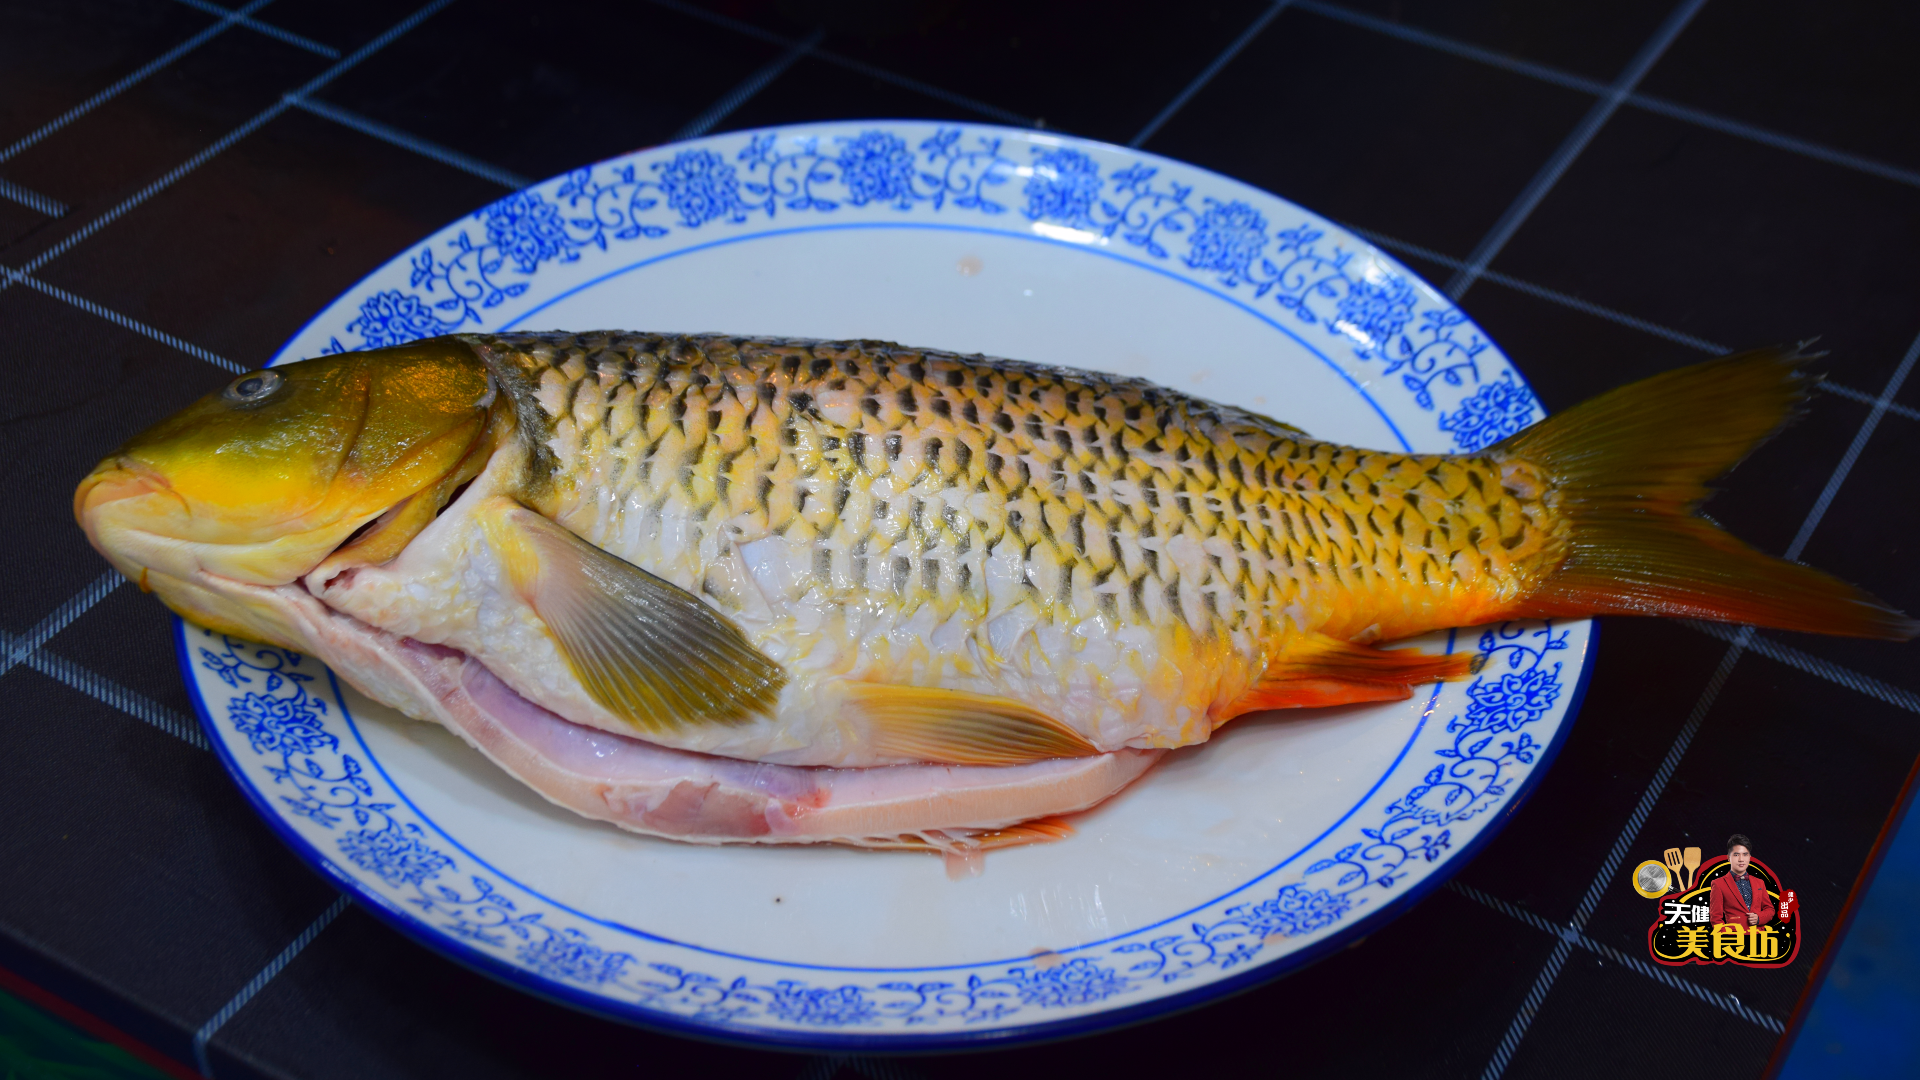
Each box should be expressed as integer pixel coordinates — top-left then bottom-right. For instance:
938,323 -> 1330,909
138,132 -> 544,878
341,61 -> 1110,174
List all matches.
1500,345 -> 1917,640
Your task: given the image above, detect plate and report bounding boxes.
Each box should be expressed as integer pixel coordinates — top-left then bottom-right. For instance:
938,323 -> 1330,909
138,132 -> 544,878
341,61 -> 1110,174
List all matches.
176,122 -> 1594,1048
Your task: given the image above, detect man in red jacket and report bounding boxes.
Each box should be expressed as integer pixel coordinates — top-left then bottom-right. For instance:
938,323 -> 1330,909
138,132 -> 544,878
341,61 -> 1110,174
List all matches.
1709,834 -> 1775,926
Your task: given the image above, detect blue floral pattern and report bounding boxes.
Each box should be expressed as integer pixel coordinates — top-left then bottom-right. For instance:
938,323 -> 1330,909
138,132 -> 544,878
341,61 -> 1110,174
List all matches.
238,124 -> 1578,1038
309,123 -> 1539,448
193,605 -> 1569,1035
1439,371 -> 1539,451
654,149 -> 752,228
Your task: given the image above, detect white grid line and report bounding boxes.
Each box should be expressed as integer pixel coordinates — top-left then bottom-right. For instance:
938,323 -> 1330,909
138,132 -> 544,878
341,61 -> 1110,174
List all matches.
1446,882 -> 1786,1032
192,893 -> 350,1077
1293,0 -> 1604,94
2,634 -> 209,749
170,0 -> 340,58
673,28 -> 825,142
0,0 -> 282,165
1129,0 -> 1292,148
648,0 -> 1038,128
1785,328 -> 1920,559
0,572 -> 123,680
1445,0 -> 1707,300
1481,628 -> 1749,1079
287,95 -> 531,190
0,176 -> 68,216
1686,621 -> 1920,714
1293,0 -> 1920,192
1819,380 -> 1920,423
7,0 -> 459,283
1343,223 -> 1920,422
7,4 -> 1909,1067
1,263 -> 245,372
1482,328 -> 1918,1074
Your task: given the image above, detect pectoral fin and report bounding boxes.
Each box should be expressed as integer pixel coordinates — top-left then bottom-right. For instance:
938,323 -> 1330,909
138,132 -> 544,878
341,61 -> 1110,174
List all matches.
846,683 -> 1100,766
482,499 -> 785,733
1225,632 -> 1475,717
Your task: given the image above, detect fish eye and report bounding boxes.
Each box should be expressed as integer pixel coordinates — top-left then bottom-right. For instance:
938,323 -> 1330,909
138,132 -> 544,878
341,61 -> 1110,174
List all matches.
223,369 -> 284,405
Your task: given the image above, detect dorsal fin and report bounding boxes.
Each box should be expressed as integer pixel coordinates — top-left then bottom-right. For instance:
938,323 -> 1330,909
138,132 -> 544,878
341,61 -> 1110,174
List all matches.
1223,632 -> 1475,719
845,683 -> 1101,766
482,499 -> 785,733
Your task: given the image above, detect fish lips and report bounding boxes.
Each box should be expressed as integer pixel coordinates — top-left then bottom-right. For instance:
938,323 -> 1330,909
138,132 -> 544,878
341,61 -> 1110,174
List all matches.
75,458 -> 369,639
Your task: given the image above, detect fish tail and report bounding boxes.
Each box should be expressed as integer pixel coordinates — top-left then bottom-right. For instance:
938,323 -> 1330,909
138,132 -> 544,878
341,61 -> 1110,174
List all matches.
1500,343 -> 1917,640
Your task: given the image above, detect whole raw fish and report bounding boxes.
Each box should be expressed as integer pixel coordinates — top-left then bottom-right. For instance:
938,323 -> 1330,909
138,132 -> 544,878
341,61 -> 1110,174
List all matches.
75,334 -> 1914,849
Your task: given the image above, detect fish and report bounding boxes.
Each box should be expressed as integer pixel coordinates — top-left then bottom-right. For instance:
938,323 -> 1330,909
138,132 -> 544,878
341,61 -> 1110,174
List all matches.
75,333 -> 1915,851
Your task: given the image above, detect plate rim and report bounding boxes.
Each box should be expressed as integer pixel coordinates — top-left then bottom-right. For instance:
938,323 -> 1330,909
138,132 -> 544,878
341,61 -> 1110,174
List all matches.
178,617 -> 1596,1050
191,118 -> 1599,1048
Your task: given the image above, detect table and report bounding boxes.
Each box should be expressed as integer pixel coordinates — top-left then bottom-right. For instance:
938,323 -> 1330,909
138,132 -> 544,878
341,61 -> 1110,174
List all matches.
4,1 -> 1917,1076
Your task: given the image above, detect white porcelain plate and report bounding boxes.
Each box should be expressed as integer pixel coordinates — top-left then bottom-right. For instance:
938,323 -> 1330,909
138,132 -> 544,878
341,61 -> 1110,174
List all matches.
176,122 -> 1594,1049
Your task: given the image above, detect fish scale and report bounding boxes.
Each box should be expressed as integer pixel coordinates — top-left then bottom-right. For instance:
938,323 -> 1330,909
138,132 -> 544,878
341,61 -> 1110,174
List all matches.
79,335 -> 1914,839
468,331 -> 1564,751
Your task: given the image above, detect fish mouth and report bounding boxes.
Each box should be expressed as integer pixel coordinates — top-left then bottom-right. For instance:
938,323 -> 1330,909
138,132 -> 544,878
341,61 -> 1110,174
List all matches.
182,568 -> 1160,850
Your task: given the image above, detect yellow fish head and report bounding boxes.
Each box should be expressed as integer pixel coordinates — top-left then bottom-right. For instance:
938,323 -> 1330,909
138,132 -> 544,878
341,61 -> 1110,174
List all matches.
74,339 -> 497,642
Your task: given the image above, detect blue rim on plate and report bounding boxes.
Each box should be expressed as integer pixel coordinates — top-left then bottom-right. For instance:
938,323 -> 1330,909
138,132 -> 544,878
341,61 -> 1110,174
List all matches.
174,122 -> 1596,1048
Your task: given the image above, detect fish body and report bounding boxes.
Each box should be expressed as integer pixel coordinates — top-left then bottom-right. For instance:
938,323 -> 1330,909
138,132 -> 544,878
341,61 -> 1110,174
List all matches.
76,333 -> 1914,848
316,333 -> 1553,766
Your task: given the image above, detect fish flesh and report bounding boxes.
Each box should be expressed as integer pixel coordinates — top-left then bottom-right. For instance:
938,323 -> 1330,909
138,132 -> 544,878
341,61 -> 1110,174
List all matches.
75,334 -> 1914,849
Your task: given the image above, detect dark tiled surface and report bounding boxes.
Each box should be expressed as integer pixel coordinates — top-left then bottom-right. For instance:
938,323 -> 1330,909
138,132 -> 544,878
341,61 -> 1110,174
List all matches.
1149,9 -> 1598,259
4,2 -> 1917,1078
724,53 -> 1006,132
1787,413 -> 1920,689
1326,0 -> 1685,81
1492,106 -> 1920,399
1506,957 -> 1780,1080
319,0 -> 784,182
0,672 -> 339,1030
0,287 -> 216,628
1635,0 -> 1920,175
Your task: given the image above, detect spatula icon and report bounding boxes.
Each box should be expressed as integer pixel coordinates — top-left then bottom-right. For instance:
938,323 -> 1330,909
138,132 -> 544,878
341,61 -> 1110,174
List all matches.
1664,848 -> 1685,893
1683,847 -> 1702,890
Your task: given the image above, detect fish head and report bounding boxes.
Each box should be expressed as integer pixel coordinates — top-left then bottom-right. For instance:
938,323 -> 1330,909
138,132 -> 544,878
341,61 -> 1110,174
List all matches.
75,339 -> 499,642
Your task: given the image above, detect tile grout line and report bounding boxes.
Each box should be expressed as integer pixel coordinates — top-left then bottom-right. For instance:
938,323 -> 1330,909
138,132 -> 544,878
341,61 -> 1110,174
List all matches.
1446,882 -> 1786,1032
286,96 -> 531,189
1819,380 -> 1920,422
1784,327 -> 1920,559
5,0 -> 460,286
170,0 -> 339,58
1482,326 -> 1920,1076
1292,0 -> 1607,94
0,264 -> 245,372
1343,222 -> 1920,422
673,28 -> 826,142
0,571 -> 123,679
1293,0 -> 1920,192
192,893 -> 350,1077
0,0 -> 283,165
1481,628 -> 1749,1080
2,634 -> 209,749
1684,621 -> 1920,714
1129,0 -> 1292,148
1445,0 -> 1708,300
646,0 -> 1038,128
0,176 -> 67,217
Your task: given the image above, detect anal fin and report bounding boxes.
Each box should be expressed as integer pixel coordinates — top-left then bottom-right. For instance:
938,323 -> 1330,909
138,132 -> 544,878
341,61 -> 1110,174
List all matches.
846,683 -> 1100,766
482,499 -> 786,734
1226,632 -> 1475,717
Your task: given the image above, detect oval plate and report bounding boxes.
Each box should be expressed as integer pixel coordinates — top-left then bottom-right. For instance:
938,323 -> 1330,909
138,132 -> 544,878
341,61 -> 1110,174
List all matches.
176,122 -> 1593,1049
